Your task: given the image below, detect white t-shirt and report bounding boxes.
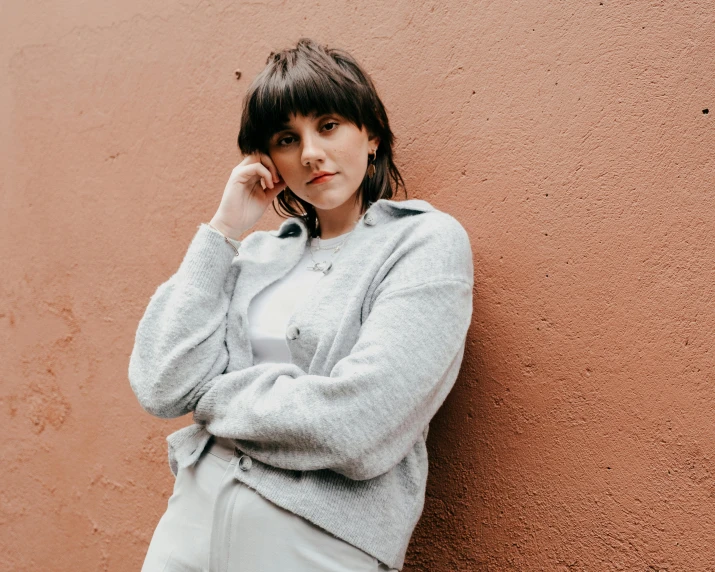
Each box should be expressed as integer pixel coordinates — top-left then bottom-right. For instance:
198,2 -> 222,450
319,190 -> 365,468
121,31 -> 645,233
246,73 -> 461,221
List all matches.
247,230 -> 352,365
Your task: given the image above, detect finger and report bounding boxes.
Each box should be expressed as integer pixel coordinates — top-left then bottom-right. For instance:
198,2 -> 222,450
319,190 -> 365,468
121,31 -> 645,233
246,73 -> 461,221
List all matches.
259,153 -> 281,184
237,151 -> 264,167
237,153 -> 256,167
246,162 -> 275,189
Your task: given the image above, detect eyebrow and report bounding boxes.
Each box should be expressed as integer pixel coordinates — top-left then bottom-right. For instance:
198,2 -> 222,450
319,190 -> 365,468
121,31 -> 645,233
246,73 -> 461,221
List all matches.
277,112 -> 333,130
270,126 -> 292,140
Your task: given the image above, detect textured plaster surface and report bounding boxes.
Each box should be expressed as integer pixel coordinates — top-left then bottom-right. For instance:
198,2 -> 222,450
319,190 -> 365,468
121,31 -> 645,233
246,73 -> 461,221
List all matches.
1,1 -> 714,570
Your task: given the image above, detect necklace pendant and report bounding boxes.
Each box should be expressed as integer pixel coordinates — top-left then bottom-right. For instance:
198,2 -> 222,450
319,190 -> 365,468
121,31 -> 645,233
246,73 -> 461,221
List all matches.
306,261 -> 333,274
308,261 -> 327,272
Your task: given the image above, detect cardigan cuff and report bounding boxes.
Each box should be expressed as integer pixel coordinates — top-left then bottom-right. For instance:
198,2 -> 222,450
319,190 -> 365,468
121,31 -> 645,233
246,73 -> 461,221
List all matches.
176,224 -> 238,291
206,223 -> 242,254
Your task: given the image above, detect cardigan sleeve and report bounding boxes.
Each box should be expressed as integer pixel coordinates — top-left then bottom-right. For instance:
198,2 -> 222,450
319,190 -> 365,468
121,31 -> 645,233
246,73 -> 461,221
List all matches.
128,224 -> 240,418
192,220 -> 474,481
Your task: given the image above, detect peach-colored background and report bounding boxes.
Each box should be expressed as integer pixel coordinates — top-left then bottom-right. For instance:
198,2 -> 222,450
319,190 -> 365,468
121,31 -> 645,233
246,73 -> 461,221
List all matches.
2,1 -> 714,570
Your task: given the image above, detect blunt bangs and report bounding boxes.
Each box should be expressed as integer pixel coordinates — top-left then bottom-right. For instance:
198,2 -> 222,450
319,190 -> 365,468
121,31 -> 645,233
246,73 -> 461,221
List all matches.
239,45 -> 374,154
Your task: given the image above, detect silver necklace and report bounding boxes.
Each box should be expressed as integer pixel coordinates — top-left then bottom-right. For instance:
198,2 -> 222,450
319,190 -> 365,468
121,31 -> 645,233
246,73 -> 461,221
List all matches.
307,219 -> 359,274
312,237 -> 349,251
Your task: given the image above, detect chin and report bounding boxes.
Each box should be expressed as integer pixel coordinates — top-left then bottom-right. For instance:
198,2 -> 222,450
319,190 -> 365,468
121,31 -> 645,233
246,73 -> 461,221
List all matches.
304,192 -> 353,211
317,199 -> 358,214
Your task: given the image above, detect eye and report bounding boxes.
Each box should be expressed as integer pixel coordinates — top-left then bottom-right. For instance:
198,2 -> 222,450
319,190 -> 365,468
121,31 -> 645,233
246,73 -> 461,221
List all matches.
322,121 -> 339,132
277,135 -> 295,147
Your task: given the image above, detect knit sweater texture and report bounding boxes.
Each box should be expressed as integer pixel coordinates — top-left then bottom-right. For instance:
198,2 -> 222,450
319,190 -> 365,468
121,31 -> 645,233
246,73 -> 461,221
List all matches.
128,198 -> 474,569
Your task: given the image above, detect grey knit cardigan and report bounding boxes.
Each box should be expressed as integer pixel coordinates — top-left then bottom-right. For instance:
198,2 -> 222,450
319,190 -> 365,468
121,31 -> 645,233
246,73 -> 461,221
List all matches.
128,198 -> 474,570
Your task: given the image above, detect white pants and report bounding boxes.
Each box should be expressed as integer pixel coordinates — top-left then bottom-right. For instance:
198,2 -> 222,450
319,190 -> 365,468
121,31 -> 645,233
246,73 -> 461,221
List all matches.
141,436 -> 395,572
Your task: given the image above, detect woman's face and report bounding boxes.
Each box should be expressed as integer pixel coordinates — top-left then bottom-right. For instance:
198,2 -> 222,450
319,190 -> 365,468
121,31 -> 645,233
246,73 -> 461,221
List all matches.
267,113 -> 379,213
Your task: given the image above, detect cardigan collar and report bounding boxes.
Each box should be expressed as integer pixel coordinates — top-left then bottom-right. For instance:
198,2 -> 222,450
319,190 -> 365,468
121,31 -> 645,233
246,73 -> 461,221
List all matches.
271,198 -> 436,239
233,198 -> 436,322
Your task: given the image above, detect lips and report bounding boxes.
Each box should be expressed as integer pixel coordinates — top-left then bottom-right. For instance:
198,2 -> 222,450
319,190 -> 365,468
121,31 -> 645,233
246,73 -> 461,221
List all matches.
308,172 -> 336,184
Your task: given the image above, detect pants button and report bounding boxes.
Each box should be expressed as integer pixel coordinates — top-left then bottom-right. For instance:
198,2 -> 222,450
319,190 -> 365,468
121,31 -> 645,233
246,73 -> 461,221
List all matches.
238,455 -> 253,471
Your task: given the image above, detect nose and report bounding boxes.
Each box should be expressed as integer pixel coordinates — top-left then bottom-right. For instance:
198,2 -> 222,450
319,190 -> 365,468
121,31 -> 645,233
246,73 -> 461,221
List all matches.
301,132 -> 326,167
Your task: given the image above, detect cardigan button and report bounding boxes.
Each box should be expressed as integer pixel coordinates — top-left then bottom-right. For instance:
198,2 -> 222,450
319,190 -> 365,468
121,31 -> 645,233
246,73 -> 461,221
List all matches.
363,212 -> 377,226
286,325 -> 300,340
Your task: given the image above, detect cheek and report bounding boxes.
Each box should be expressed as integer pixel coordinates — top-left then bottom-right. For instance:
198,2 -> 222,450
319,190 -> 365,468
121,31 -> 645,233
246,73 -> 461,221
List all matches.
349,153 -> 368,178
338,145 -> 367,175
272,157 -> 297,180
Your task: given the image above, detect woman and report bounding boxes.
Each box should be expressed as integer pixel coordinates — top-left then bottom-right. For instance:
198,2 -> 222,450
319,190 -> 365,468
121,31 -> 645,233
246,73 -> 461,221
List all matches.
129,38 -> 473,572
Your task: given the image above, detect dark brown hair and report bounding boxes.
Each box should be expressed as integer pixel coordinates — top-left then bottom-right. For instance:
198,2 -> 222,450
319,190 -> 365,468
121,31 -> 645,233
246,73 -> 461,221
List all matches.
237,38 -> 407,237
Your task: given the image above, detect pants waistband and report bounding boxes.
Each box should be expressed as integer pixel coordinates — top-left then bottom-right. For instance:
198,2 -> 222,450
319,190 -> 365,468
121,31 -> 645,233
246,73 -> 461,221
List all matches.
207,436 -> 239,461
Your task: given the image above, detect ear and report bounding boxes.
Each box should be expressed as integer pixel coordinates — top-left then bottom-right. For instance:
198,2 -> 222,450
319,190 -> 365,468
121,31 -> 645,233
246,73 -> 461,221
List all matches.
368,134 -> 381,152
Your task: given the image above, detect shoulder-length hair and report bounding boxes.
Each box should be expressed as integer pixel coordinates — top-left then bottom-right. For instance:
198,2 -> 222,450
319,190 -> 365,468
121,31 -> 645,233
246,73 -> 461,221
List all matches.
237,38 -> 407,238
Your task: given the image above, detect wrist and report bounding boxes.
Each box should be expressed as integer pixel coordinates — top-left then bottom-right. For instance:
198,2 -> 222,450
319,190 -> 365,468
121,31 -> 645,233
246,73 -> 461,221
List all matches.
206,221 -> 242,257
208,217 -> 247,241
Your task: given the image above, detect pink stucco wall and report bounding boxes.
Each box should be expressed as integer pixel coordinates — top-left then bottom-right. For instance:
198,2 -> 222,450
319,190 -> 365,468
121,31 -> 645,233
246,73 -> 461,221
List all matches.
1,1 -> 714,570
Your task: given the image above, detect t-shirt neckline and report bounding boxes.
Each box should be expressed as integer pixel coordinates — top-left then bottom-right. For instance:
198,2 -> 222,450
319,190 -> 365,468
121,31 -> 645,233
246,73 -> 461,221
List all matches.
309,229 -> 354,248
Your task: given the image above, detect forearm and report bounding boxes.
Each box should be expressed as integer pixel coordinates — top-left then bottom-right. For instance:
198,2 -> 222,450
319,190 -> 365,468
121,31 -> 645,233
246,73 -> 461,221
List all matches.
128,224 -> 239,418
193,344 -> 466,480
192,279 -> 473,480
